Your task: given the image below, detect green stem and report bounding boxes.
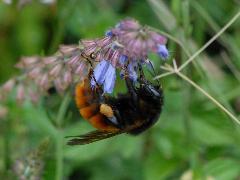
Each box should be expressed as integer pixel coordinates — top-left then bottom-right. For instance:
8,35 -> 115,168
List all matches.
3,117 -> 11,177
178,10 -> 240,71
55,92 -> 71,180
55,132 -> 64,180
176,71 -> 240,126
181,0 -> 193,145
56,92 -> 71,128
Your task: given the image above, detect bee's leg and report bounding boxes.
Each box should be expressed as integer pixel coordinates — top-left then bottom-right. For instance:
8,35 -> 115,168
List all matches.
121,62 -> 139,107
125,77 -> 138,107
138,63 -> 144,80
113,109 -> 125,129
85,57 -> 103,93
138,63 -> 146,87
83,55 -> 104,104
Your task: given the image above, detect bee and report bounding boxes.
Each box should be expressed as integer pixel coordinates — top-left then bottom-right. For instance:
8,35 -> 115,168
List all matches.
67,69 -> 164,145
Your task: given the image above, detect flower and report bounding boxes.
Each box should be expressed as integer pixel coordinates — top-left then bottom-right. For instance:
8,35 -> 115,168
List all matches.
91,60 -> 110,86
103,65 -> 116,93
14,44 -> 91,95
105,30 -> 113,37
16,84 -> 25,104
2,79 -> 16,93
0,18 -> 169,102
119,55 -> 128,66
127,62 -> 138,82
157,44 -> 169,60
49,63 -> 63,78
120,61 -> 138,82
111,18 -> 168,60
91,60 -> 116,93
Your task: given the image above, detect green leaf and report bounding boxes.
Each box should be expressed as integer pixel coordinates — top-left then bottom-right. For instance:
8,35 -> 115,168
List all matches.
191,117 -> 235,146
144,150 -> 182,180
203,158 -> 240,180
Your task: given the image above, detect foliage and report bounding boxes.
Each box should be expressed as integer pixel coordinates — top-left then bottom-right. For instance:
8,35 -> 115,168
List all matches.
0,0 -> 240,179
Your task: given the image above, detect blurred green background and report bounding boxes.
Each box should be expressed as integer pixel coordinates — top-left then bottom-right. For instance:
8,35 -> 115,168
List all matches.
0,0 -> 240,179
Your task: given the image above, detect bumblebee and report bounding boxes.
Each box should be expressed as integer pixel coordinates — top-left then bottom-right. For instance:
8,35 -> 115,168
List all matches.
67,72 -> 164,145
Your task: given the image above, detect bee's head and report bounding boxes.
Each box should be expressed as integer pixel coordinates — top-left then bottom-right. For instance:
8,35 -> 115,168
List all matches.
138,79 -> 163,103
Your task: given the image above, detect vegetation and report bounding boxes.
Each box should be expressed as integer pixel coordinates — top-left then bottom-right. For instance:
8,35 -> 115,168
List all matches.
0,0 -> 240,179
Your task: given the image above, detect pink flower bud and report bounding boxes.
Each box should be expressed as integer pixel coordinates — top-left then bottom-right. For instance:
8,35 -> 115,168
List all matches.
59,45 -> 78,54
2,79 -> 15,93
49,63 -> 62,78
43,57 -> 58,65
16,85 -> 25,104
39,74 -> 49,90
29,89 -> 39,104
67,55 -> 80,66
63,71 -> 72,86
28,68 -> 42,79
54,78 -> 65,92
80,40 -> 97,48
75,62 -> 86,75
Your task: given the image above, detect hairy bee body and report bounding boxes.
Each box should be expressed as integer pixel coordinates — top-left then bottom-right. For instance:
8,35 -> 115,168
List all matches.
68,78 -> 163,145
75,79 -> 119,132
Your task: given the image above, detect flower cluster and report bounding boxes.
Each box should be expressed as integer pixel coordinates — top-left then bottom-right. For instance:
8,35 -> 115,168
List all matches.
0,45 -> 91,103
13,139 -> 49,180
0,18 -> 169,104
78,18 -> 169,93
16,45 -> 90,92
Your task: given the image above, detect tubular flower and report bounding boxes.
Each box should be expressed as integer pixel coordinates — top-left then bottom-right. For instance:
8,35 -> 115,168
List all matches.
91,60 -> 116,93
157,44 -> 169,60
120,61 -> 138,82
127,62 -> 138,82
110,18 -> 168,60
0,17 -> 169,103
91,60 -> 110,86
78,18 -> 169,94
103,64 -> 116,93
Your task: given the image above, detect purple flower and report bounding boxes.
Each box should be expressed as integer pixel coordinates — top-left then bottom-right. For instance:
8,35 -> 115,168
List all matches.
91,60 -> 116,93
103,64 -> 116,93
127,62 -> 138,82
118,55 -> 128,66
120,61 -> 138,82
110,19 -> 169,61
117,19 -> 140,30
105,30 -> 113,37
91,60 -> 110,86
157,45 -> 169,60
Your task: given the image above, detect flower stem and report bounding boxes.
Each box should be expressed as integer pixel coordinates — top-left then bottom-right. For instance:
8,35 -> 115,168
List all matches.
56,92 -> 71,128
176,71 -> 240,126
178,10 -> 240,71
181,0 -> 193,146
3,117 -> 11,177
55,132 -> 63,180
55,92 -> 71,180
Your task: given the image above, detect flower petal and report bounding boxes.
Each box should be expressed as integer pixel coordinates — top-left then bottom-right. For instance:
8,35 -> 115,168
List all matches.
103,64 -> 116,93
92,60 -> 110,85
105,30 -> 113,37
127,62 -> 138,82
119,55 -> 128,66
157,45 -> 169,60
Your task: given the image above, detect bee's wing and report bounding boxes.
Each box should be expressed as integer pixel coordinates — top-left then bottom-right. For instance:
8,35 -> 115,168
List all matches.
66,130 -> 123,145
